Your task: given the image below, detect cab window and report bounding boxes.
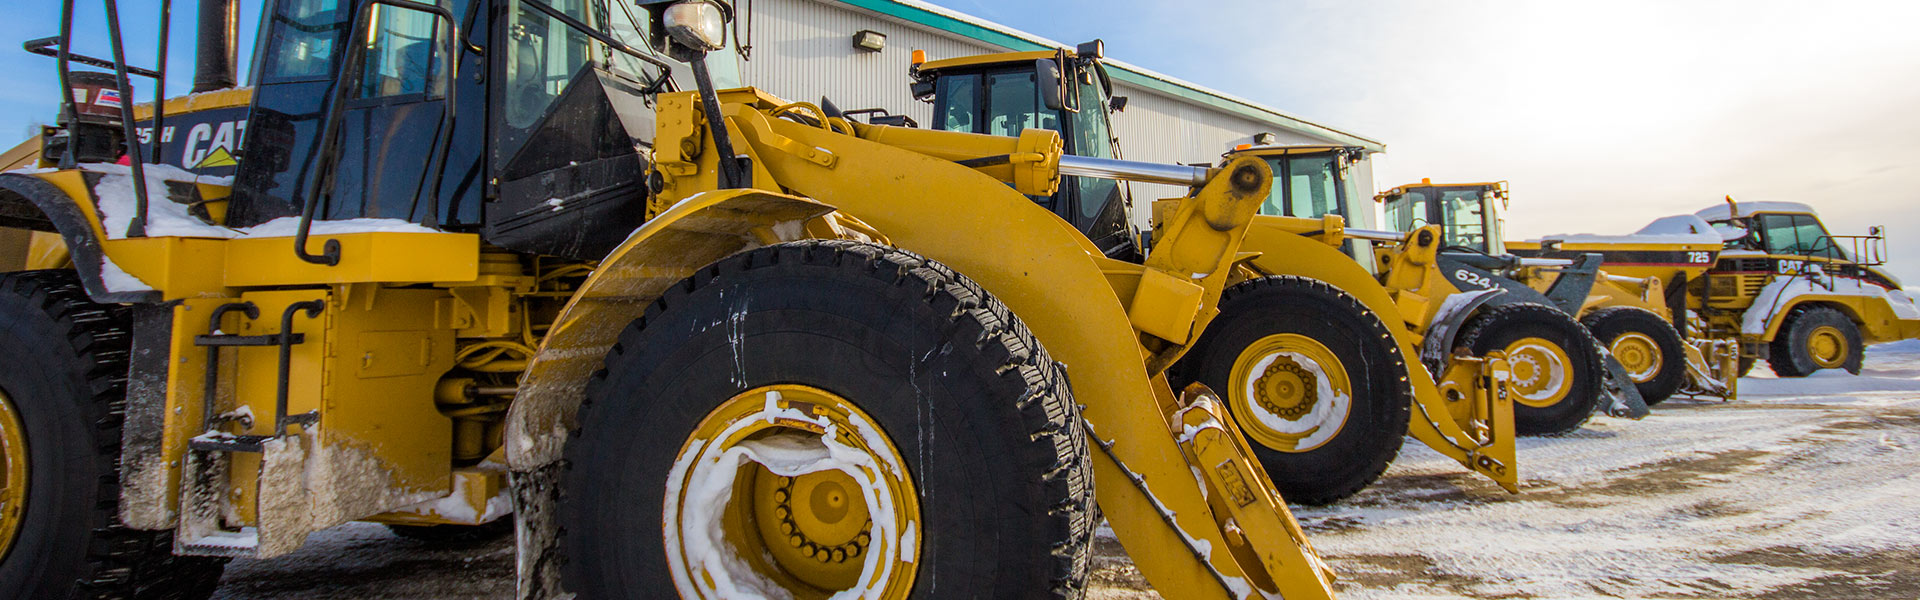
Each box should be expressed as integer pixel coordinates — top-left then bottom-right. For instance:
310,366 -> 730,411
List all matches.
262,0 -> 346,82
982,71 -> 1056,136
357,3 -> 447,98
1760,214 -> 1841,259
1286,155 -> 1340,218
1070,76 -> 1120,222
1384,189 -> 1432,232
936,74 -> 981,132
503,0 -> 594,134
1256,154 -> 1344,219
1439,189 -> 1488,249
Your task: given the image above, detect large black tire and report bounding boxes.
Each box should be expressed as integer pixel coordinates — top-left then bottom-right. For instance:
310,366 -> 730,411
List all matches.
1171,276 -> 1411,506
558,240 -> 1093,599
1582,307 -> 1686,406
1460,303 -> 1605,436
0,271 -> 226,599
1767,305 -> 1864,377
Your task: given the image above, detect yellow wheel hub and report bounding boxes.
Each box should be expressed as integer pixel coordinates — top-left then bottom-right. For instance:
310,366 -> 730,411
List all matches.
1609,332 -> 1662,384
665,385 -> 919,599
0,390 -> 26,562
1505,336 -> 1573,408
1807,325 -> 1848,368
1227,333 -> 1353,453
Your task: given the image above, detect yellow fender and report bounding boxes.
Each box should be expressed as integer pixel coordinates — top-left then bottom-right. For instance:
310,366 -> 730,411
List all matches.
505,189 -> 836,468
0,171 -> 156,303
1237,217 -> 1517,491
1755,294 -> 1917,345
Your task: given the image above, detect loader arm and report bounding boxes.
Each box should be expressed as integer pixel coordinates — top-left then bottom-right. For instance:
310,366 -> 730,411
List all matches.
511,88 -> 1336,599
1238,217 -> 1518,491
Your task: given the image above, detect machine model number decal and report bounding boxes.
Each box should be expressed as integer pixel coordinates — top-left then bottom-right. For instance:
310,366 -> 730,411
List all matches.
1687,251 -> 1711,264
1453,269 -> 1493,289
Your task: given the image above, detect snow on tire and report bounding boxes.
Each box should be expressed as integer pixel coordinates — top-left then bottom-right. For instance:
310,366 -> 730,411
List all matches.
1172,275 -> 1412,506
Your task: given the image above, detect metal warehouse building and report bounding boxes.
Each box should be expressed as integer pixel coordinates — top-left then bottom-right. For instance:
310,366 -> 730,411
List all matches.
717,0 -> 1387,228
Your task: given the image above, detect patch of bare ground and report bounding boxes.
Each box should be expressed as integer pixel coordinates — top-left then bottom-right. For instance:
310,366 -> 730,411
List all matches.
1715,546 -> 1920,600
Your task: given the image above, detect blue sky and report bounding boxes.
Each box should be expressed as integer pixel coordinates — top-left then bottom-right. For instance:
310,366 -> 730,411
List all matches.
5,0 -> 1918,282
0,2 -> 264,139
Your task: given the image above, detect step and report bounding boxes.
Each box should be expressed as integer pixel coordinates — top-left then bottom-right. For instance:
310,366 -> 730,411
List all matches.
176,528 -> 260,558
193,332 -> 304,347
187,431 -> 272,453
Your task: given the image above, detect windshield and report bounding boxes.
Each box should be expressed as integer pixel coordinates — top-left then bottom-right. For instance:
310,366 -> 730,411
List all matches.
1068,70 -> 1120,223
1756,213 -> 1844,259
932,63 -> 1113,225
1383,189 -> 1432,232
262,0 -> 347,82
1257,153 -> 1343,219
1439,188 -> 1490,250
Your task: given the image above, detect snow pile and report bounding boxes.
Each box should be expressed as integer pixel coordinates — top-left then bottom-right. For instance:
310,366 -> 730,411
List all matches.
1743,274 -> 1920,334
239,216 -> 435,238
86,162 -> 241,239
85,162 -> 435,240
1528,214 -> 1722,247
1696,200 -> 1818,221
98,254 -> 154,292
664,389 -> 910,600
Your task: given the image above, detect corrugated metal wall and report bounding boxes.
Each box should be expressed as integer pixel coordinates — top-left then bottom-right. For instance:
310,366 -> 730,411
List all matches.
737,0 -> 991,124
733,0 -> 1379,230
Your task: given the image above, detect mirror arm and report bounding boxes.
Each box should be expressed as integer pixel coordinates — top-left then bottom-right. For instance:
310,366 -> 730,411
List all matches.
689,55 -> 746,189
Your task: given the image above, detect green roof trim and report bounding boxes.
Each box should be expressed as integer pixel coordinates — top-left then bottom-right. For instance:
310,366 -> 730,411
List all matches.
830,0 -> 1385,152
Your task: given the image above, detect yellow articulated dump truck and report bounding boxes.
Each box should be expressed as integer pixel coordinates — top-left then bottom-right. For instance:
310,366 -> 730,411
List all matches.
907,45 -> 1522,505
1379,179 -> 1737,404
0,1 -> 1344,598
1513,198 -> 1920,380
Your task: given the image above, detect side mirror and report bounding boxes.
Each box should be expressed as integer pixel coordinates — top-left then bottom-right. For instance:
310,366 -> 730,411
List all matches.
1076,39 -> 1105,59
1870,225 -> 1885,237
1035,59 -> 1065,111
1109,96 -> 1128,113
909,80 -> 936,102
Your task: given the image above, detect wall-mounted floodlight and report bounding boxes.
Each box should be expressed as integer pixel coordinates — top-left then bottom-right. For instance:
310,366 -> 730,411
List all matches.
853,30 -> 886,52
1253,132 -> 1277,146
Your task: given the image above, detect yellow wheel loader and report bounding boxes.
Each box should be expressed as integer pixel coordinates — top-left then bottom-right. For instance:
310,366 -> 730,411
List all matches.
1512,197 -> 1920,381
1229,155 -> 1650,432
0,1 -> 1342,598
906,46 -> 1519,505
1375,179 -> 1736,404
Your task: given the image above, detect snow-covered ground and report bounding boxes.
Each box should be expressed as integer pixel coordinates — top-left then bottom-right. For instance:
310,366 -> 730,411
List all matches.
210,342 -> 1920,599
1093,339 -> 1920,599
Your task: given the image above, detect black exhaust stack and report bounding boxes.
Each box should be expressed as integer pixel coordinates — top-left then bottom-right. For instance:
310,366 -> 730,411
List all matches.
192,0 -> 237,92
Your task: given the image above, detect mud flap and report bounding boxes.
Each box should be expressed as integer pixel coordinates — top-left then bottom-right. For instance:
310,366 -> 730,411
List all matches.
1597,351 -> 1651,419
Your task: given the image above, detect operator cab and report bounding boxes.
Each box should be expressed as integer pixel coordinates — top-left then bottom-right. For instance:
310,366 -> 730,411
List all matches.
1377,180 -> 1509,255
230,0 -> 670,260
1696,201 -> 1897,288
1237,145 -> 1364,223
913,43 -> 1135,257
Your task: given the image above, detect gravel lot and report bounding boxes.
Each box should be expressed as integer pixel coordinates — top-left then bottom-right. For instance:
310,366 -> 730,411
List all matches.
213,342 -> 1920,599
